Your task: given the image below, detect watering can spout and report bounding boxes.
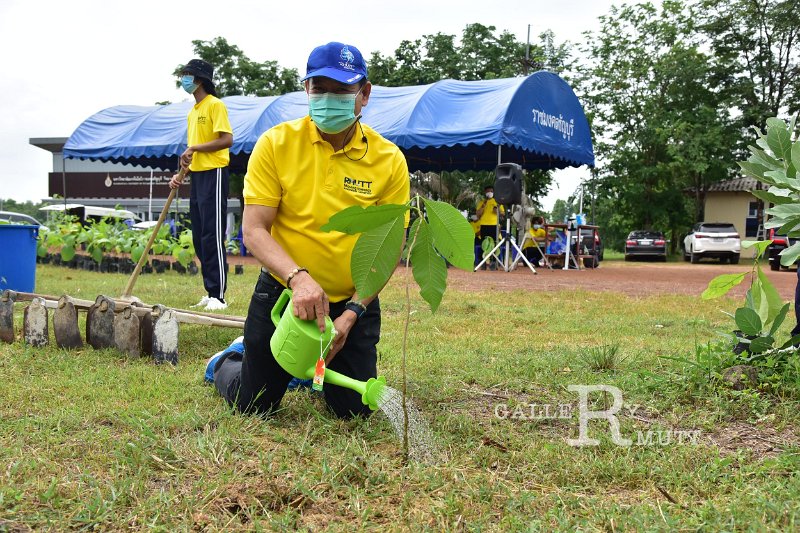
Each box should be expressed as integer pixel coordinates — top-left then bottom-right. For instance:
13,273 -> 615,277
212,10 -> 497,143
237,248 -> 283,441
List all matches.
324,370 -> 386,411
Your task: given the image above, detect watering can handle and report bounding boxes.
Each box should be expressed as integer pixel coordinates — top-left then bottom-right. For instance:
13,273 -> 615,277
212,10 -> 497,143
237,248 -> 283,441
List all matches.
271,288 -> 292,326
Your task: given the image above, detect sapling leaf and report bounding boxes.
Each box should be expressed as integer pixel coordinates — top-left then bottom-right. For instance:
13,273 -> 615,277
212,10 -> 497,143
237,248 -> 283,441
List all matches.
749,335 -> 775,354
701,272 -> 746,300
757,267 -> 784,329
747,146 -> 782,171
407,218 -> 447,313
769,302 -> 791,337
741,240 -> 772,258
750,189 -> 792,205
766,118 -> 792,162
792,141 -> 800,179
779,241 -> 800,266
351,216 -> 405,298
60,244 -> 75,262
132,245 -> 145,264
739,161 -> 773,184
320,204 -> 410,235
735,307 -> 762,336
424,199 -> 474,270
90,245 -> 102,264
780,334 -> 800,350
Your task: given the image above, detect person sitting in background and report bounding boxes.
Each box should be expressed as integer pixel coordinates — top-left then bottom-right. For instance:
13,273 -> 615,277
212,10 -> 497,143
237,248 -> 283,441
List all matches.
523,216 -> 546,267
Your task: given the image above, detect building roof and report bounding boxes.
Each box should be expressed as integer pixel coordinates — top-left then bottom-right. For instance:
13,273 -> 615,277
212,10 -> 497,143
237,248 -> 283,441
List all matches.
30,137 -> 68,153
707,177 -> 767,192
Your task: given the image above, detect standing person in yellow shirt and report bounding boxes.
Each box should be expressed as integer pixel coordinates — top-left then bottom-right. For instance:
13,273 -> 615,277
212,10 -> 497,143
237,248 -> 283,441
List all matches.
206,42 -> 410,419
475,184 -> 504,269
169,59 -> 234,311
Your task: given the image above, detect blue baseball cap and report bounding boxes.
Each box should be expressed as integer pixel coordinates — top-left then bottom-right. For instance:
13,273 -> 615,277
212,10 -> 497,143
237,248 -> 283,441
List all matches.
301,42 -> 368,85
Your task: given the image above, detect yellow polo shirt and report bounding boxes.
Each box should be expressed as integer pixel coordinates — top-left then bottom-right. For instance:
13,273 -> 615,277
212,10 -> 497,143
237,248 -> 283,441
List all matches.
244,116 -> 410,302
187,95 -> 233,171
476,197 -> 504,226
523,226 -> 546,249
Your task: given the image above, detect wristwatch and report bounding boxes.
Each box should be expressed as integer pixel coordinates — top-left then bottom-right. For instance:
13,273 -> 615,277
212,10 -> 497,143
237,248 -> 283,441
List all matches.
344,300 -> 367,321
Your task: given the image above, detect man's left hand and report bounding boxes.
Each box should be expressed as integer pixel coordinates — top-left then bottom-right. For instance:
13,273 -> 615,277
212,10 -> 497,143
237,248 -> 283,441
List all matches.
325,312 -> 357,364
180,147 -> 195,169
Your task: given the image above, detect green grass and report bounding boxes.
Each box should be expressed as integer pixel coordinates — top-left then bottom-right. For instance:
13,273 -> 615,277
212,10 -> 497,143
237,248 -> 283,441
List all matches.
1,264 -> 799,530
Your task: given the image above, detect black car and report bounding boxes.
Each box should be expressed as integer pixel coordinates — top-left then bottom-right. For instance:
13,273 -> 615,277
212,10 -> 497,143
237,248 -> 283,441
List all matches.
625,230 -> 667,261
767,228 -> 799,271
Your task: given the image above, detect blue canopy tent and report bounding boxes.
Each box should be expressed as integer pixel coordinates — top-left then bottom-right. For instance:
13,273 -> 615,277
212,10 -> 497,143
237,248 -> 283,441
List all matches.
64,71 -> 594,172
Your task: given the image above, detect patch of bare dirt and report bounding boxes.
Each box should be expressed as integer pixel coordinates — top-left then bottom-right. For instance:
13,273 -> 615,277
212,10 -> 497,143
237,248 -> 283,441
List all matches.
704,421 -> 800,458
441,260 -> 798,300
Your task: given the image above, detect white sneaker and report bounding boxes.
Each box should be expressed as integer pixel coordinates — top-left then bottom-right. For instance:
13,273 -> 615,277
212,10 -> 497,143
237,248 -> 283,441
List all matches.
190,296 -> 210,308
204,297 -> 228,311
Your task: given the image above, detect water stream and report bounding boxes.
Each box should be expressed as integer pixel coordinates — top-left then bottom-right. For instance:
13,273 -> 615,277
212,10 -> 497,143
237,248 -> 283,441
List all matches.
377,386 -> 442,464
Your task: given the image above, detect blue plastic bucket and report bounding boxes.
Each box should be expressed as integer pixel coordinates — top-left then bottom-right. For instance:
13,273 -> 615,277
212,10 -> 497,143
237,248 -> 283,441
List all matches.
0,225 -> 39,293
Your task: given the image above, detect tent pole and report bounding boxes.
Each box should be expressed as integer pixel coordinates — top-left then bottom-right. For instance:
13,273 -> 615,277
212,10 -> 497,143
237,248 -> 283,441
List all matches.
148,169 -> 154,221
497,145 -> 501,166
62,156 -> 67,209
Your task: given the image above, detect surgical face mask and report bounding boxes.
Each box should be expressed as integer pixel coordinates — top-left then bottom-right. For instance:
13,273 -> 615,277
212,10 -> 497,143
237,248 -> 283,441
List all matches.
533,224 -> 541,230
485,192 -> 494,199
308,90 -> 360,134
181,75 -> 199,94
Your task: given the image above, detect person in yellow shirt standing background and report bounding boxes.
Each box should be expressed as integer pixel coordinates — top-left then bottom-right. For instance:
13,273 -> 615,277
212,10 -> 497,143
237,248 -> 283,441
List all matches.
169,59 -> 234,311
475,184 -> 504,269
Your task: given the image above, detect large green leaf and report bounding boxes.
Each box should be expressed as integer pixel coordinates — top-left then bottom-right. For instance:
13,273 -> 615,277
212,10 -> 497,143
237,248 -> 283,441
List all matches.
741,239 -> 772,258
750,189 -> 793,206
407,218 -> 447,313
90,245 -> 102,264
320,204 -> 410,235
735,307 -> 762,336
766,118 -> 792,162
763,170 -> 800,191
701,272 -> 746,300
780,241 -> 800,266
757,267 -> 784,330
766,203 -> 800,218
351,216 -> 405,298
131,245 -> 146,264
60,244 -> 75,262
738,161 -> 770,181
424,199 -> 475,270
768,302 -> 791,337
747,146 -> 783,171
749,335 -> 775,354
792,140 -> 800,176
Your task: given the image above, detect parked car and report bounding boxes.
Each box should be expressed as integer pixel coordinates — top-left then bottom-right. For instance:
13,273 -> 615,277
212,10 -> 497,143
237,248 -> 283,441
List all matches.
0,210 -> 48,231
766,227 -> 799,271
683,222 -> 741,264
625,230 -> 667,261
39,204 -> 141,226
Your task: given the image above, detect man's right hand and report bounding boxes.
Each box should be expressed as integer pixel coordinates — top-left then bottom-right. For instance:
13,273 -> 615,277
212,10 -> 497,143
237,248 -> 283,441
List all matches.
289,271 -> 330,332
168,173 -> 183,190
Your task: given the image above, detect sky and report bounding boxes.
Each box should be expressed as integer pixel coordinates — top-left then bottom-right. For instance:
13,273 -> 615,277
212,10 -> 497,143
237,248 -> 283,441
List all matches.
0,0 -> 625,210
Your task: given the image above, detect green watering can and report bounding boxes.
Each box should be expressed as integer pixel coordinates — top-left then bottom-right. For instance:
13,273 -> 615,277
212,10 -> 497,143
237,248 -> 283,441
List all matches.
270,289 -> 386,410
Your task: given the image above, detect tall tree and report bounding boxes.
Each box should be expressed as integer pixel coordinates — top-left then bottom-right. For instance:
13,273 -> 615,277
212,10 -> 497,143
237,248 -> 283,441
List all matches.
173,37 -> 301,97
698,0 -> 800,132
579,0 -> 736,250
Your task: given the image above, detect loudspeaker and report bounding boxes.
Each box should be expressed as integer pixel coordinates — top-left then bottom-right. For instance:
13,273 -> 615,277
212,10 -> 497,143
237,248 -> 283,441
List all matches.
493,163 -> 523,205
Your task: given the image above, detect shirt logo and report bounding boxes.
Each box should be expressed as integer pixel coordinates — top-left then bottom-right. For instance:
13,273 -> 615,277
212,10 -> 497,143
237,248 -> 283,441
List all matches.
197,115 -> 207,125
343,176 -> 373,195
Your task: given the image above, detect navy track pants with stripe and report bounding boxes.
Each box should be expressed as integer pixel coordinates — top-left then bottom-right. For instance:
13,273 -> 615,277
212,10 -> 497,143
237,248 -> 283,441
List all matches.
189,167 -> 228,300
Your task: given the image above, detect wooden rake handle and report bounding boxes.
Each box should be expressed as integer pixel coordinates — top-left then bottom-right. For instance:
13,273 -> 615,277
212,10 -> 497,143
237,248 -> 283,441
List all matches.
121,167 -> 186,299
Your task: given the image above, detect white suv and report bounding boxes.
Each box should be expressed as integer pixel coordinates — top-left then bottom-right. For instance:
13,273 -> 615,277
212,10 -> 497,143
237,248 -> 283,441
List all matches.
683,222 -> 741,264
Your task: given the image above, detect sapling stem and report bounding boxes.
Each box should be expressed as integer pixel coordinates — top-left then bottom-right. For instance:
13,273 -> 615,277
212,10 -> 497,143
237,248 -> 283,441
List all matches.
401,196 -> 423,465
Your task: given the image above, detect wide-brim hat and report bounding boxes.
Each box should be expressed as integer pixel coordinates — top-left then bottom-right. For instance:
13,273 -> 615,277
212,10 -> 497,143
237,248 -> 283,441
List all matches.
182,59 -> 214,82
300,42 -> 367,85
